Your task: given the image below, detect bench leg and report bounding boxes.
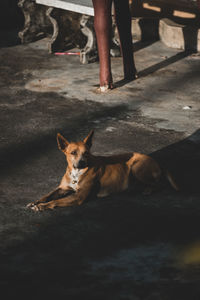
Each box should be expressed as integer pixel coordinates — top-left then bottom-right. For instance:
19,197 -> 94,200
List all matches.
80,14 -> 120,64
47,10 -> 99,64
110,15 -> 121,57
46,7 -> 83,53
80,15 -> 98,64
18,0 -> 51,43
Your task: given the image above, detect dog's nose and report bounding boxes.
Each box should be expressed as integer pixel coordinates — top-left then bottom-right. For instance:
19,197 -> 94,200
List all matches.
77,160 -> 87,169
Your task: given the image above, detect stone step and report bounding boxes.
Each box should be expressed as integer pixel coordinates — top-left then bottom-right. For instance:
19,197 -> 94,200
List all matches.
159,18 -> 200,52
131,17 -> 200,52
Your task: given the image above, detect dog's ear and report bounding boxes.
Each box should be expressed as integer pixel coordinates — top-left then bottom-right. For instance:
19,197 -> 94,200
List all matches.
57,133 -> 69,152
83,130 -> 94,149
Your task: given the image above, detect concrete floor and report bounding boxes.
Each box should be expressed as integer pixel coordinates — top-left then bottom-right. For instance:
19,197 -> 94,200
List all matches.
0,35 -> 200,299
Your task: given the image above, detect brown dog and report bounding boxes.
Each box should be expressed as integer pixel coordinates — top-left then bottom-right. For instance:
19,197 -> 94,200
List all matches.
27,130 -> 178,211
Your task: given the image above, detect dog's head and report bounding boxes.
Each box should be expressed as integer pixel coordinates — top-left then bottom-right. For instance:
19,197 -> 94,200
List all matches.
57,130 -> 94,170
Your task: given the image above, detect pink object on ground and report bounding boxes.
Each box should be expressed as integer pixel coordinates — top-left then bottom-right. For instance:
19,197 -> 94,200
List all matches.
55,52 -> 80,56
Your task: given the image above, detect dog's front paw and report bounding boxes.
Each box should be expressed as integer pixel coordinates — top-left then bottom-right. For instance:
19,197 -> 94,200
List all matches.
27,202 -> 38,211
27,202 -> 43,211
27,202 -> 55,211
26,202 -> 35,209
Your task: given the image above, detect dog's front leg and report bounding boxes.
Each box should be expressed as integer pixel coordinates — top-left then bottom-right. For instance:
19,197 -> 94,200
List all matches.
30,173 -> 98,211
31,192 -> 85,211
30,179 -> 97,211
27,187 -> 74,209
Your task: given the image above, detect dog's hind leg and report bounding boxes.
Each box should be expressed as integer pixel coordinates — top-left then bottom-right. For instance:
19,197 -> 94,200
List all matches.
127,153 -> 162,193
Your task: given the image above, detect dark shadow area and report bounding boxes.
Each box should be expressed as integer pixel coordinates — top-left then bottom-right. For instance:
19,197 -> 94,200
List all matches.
136,17 -> 160,43
133,39 -> 158,53
1,201 -> 200,299
0,0 -> 24,48
0,127 -> 200,298
150,128 -> 200,193
114,77 -> 137,88
0,29 -> 21,48
0,99 -> 128,179
114,49 -> 192,88
183,25 -> 199,52
138,49 -> 192,77
0,0 -> 24,30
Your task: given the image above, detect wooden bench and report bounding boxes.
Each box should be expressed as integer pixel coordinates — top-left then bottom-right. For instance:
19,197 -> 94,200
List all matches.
18,0 -> 120,64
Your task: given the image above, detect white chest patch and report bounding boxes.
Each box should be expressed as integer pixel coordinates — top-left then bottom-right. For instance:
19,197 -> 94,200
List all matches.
68,168 -> 84,190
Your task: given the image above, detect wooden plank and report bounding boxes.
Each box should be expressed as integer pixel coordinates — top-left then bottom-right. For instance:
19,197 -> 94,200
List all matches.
143,0 -> 198,10
36,0 -> 94,16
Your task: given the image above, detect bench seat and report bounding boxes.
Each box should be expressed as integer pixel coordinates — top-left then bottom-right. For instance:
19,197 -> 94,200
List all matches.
36,0 -> 94,16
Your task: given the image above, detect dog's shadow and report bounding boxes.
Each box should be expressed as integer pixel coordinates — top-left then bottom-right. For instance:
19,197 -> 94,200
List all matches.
150,128 -> 200,193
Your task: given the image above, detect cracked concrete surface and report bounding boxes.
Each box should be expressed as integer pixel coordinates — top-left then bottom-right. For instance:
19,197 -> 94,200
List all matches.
0,35 -> 200,299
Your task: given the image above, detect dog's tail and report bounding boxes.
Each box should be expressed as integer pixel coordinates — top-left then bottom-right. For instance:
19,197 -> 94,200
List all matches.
165,170 -> 179,191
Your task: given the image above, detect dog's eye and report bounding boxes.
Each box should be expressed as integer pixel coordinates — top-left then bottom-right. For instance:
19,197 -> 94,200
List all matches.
71,150 -> 77,155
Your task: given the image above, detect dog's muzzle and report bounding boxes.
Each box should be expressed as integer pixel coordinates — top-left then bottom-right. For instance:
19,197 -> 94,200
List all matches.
76,160 -> 87,169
